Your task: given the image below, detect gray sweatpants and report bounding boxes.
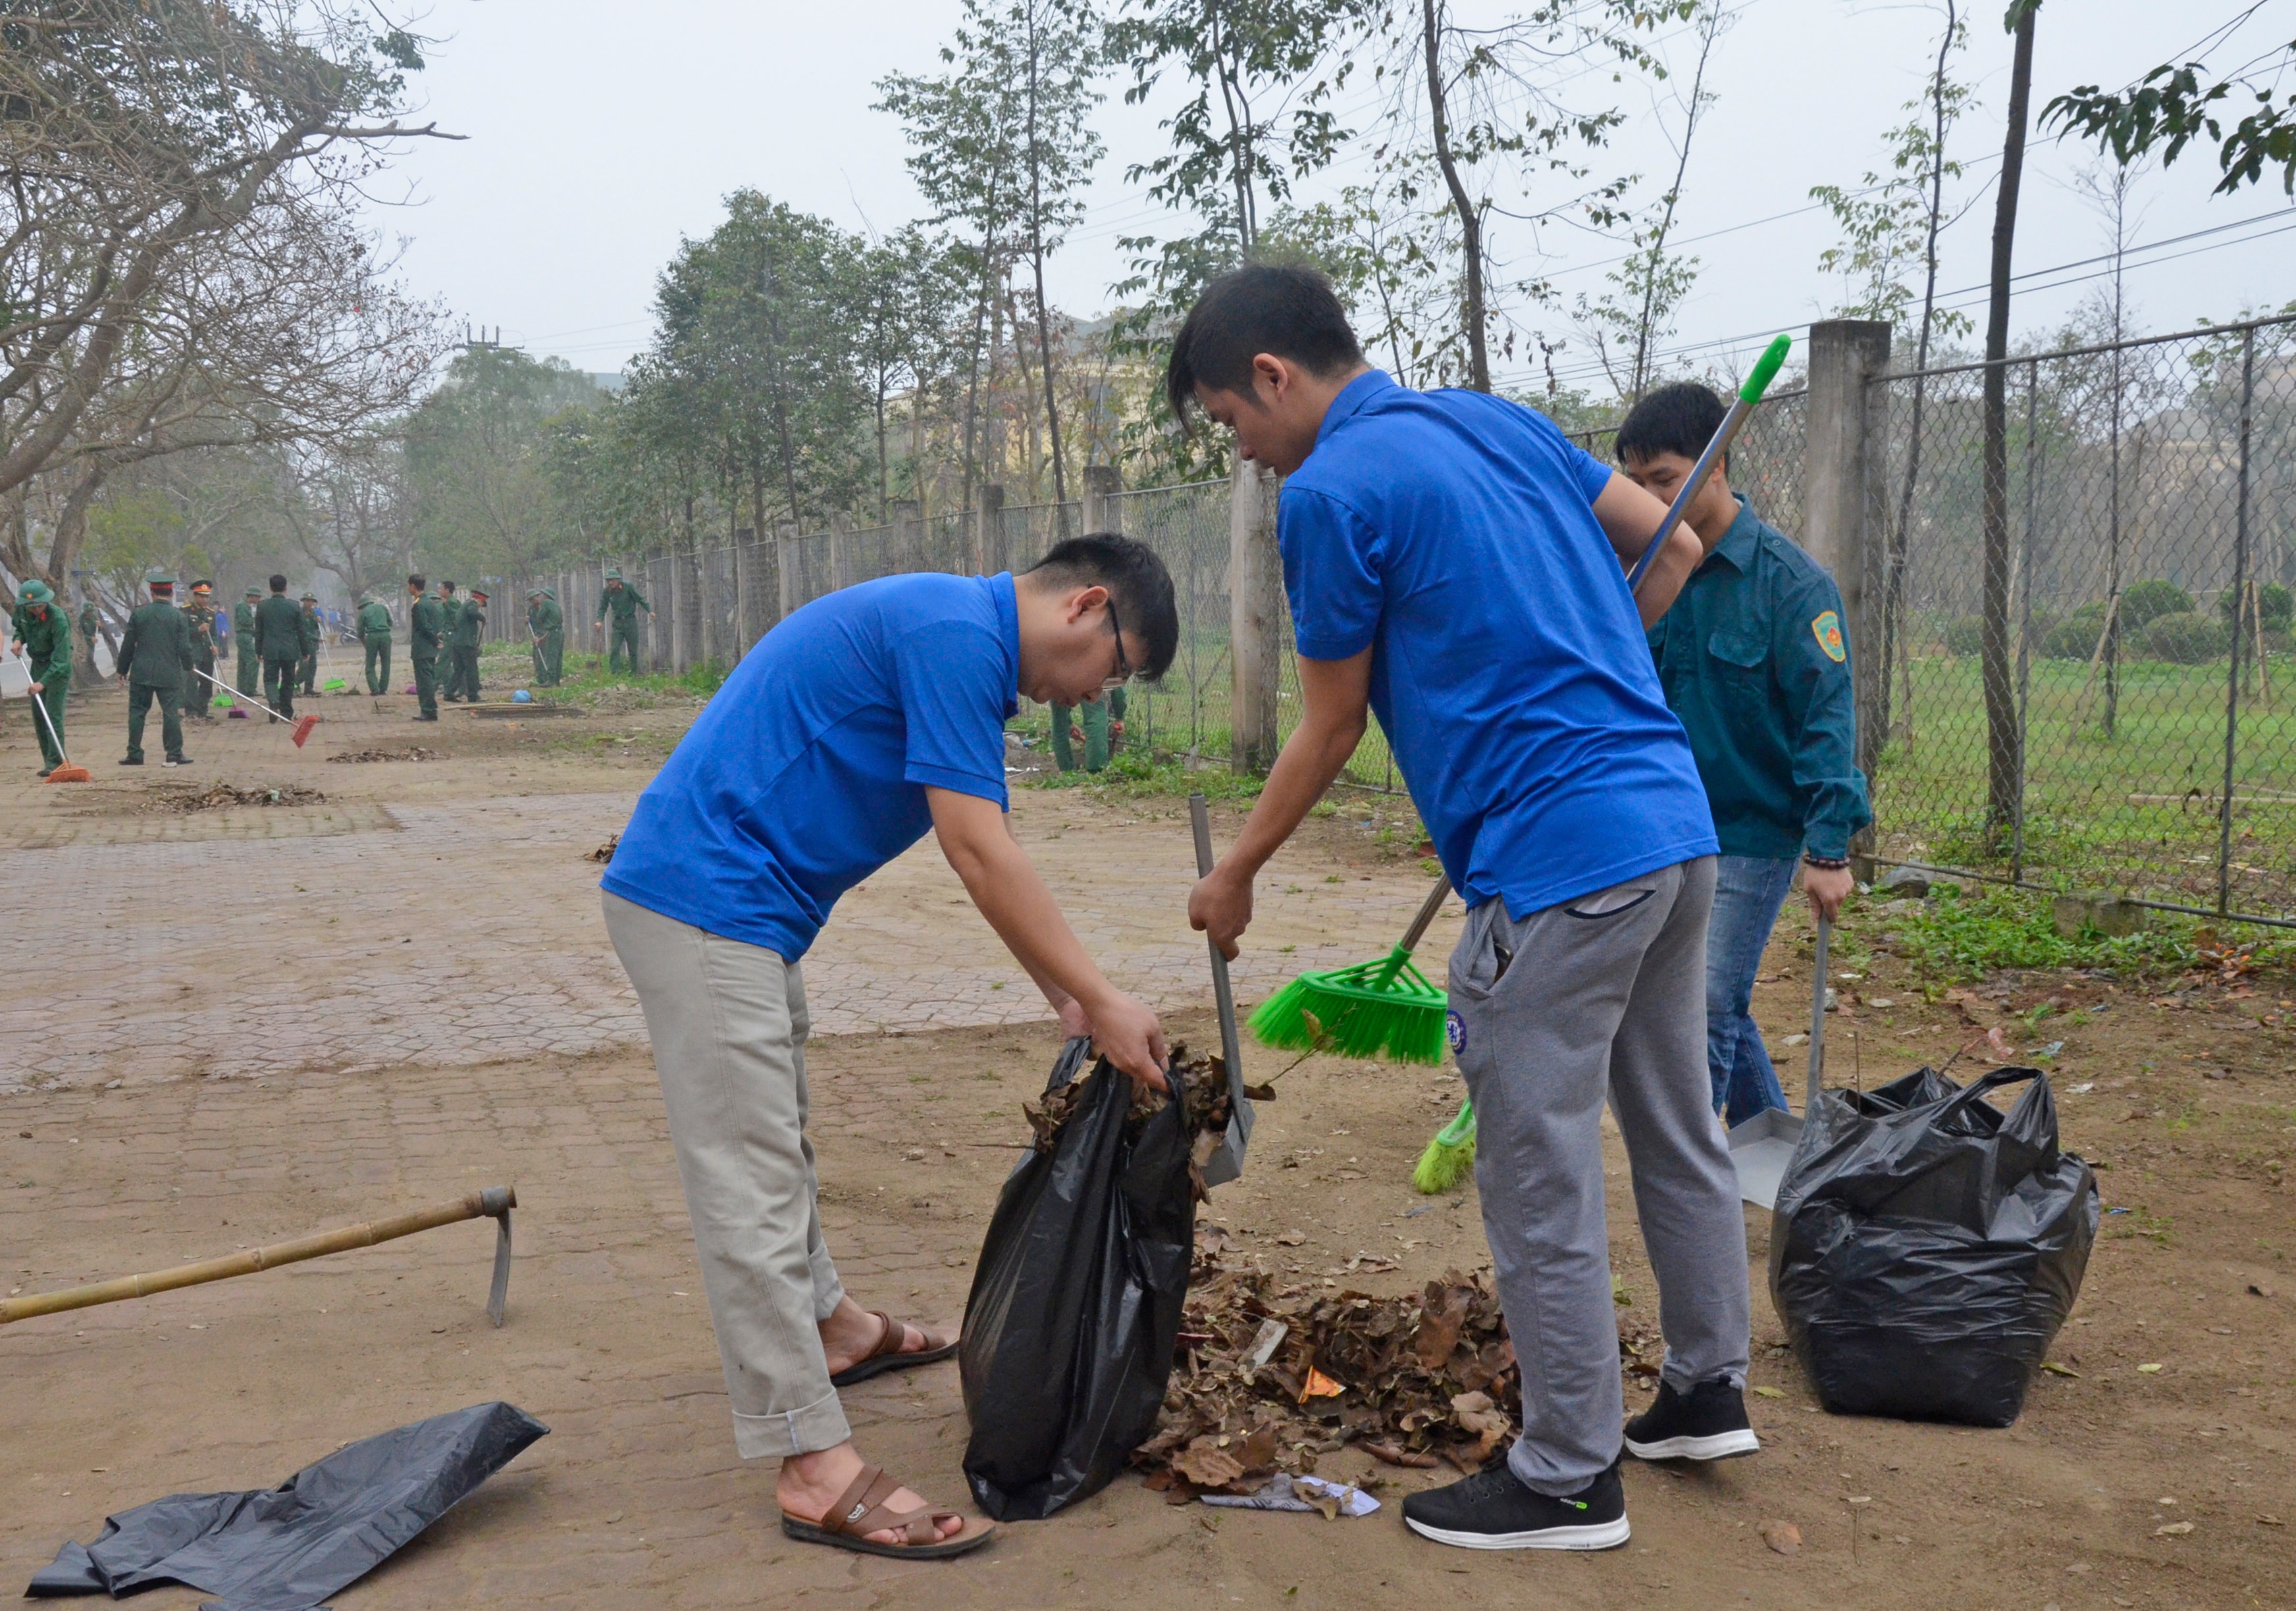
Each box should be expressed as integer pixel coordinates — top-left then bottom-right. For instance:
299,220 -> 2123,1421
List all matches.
1446,856 -> 1750,1495
603,890 -> 850,1459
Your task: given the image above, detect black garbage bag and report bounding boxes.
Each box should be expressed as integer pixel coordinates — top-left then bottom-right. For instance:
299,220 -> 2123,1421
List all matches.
28,1401 -> 547,1610
959,1038 -> 1196,1520
1770,1066 -> 2099,1427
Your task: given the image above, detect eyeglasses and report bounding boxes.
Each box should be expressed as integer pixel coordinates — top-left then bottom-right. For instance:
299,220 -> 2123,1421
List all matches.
1103,597 -> 1132,691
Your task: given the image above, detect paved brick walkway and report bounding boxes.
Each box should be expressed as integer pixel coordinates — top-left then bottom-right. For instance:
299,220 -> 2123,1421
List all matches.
3,689 -> 1456,1092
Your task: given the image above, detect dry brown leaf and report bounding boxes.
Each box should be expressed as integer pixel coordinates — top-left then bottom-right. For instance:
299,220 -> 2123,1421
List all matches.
1760,1519 -> 1802,1556
1171,1437 -> 1246,1490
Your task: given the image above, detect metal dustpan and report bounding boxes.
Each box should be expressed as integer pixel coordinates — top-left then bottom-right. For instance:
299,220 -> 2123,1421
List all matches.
1728,914 -> 1829,1210
1189,793 -> 1254,1186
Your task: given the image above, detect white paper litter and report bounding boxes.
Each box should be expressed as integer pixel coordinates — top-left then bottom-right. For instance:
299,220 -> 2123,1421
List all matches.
1201,1473 -> 1380,1517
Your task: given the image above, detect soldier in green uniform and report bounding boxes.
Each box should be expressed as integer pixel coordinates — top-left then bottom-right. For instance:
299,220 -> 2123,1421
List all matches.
1051,685 -> 1127,773
233,586 -> 261,708
297,592 -> 323,694
450,586 -> 488,702
408,572 -> 444,721
10,580 -> 72,772
117,571 -> 194,766
357,594 -> 394,693
180,580 -> 221,721
436,581 -> 464,701
527,586 -> 564,686
253,573 -> 308,721
74,596 -> 103,684
595,567 -> 650,675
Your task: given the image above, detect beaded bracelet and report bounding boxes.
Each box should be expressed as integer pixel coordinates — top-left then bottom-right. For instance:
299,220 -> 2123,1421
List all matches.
1802,853 -> 1850,871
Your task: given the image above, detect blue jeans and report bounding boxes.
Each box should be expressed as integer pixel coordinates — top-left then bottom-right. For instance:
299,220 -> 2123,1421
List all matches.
1706,854 -> 1798,1126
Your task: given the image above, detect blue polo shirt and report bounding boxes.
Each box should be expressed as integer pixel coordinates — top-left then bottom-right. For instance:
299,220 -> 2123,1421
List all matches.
602,572 -> 1020,958
1280,371 -> 1717,917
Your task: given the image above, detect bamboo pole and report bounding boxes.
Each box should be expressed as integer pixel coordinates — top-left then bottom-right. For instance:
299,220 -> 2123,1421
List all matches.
0,1187 -> 515,1325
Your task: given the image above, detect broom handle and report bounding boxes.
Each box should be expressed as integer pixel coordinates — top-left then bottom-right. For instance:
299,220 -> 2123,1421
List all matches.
194,664 -> 288,724
1807,915 -> 1830,1112
1397,876 -> 1451,953
28,680 -> 69,764
1189,794 -> 1247,1100
0,1187 -> 515,1325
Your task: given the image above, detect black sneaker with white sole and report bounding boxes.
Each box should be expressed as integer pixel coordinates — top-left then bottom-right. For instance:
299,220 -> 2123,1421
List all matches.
1401,1459 -> 1629,1551
1624,1377 -> 1760,1462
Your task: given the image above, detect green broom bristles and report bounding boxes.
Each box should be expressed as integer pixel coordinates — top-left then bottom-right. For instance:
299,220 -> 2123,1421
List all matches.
1412,1098 -> 1477,1194
1247,944 -> 1449,1065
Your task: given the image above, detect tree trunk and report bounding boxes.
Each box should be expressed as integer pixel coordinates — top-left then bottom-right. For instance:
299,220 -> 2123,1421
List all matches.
1421,0 -> 1489,392
1022,1 -> 1069,516
1981,3 -> 2037,836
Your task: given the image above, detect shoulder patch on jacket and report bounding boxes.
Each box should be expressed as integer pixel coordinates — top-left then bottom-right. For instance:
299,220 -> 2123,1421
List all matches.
1812,609 -> 1845,662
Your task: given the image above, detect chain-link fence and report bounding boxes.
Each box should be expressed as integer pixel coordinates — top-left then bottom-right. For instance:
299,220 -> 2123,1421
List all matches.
1864,314 -> 2296,926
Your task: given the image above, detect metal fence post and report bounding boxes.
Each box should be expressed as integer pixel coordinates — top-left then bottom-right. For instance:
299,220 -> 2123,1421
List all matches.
1230,458 -> 1282,773
1802,320 -> 1893,788
2012,359 -> 2040,885
2218,326 -> 2257,917
1082,464 -> 1120,534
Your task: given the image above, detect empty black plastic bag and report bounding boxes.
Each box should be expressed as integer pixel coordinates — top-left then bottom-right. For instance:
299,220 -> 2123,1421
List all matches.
1770,1066 -> 2099,1427
959,1038 -> 1195,1520
28,1401 -> 547,1610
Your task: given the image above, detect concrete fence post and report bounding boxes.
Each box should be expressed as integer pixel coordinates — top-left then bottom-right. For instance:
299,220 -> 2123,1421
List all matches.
890,499 -> 922,574
775,523 -> 798,619
1230,458 -> 1282,773
1081,464 -> 1122,535
978,484 -> 1006,576
1803,319 -> 1894,788
828,513 -> 851,592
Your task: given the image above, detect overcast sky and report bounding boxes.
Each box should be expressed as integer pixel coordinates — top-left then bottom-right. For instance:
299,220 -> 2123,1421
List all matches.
375,0 -> 2295,390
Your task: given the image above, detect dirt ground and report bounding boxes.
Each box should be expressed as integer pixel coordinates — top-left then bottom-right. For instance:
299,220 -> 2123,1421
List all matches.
3,674 -> 2291,1610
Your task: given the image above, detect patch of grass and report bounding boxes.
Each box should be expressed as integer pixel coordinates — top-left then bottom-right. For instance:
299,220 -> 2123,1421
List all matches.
1885,885 -> 2211,983
538,652 -> 727,699
1026,746 -> 1266,801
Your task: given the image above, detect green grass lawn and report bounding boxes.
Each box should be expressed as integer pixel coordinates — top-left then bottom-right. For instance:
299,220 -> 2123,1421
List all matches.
1877,650 -> 2296,917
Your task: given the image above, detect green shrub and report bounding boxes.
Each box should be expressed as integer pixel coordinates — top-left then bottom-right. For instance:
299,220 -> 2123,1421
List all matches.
2119,578 -> 2195,629
2041,601 -> 2106,660
2218,581 -> 2295,630
2137,609 -> 2229,663
1941,616 -> 1986,657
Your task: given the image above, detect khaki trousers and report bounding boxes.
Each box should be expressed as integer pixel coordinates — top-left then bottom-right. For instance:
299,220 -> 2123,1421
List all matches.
602,890 -> 850,1458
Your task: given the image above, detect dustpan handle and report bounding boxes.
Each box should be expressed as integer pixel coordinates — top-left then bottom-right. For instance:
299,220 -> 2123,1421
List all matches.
1806,915 -> 1829,1113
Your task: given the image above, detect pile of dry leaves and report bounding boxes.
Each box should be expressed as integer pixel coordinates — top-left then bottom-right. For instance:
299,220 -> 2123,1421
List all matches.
151,782 -> 325,813
326,747 -> 440,764
1024,1042 -> 1236,1150
1133,1243 -> 1663,1500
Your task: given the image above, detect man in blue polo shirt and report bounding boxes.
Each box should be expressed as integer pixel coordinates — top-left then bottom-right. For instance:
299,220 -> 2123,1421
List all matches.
1621,382 -> 1871,1129
602,534 -> 1178,1561
1176,266 -> 1756,1552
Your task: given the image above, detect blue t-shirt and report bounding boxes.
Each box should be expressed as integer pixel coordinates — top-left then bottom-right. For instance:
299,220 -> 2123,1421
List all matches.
602,572 -> 1020,958
1280,370 -> 1717,917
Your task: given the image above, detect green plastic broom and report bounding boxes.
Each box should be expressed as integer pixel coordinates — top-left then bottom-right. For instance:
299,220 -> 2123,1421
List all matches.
1413,332 -> 1799,1194
1250,875 -> 1453,1065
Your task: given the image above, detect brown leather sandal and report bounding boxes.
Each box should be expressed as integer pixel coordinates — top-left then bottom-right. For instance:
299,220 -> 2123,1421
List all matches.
828,1311 -> 958,1387
780,1463 -> 995,1559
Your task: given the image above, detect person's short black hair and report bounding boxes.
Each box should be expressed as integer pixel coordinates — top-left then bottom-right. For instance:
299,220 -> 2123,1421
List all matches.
1616,381 -> 1730,470
407,573 -> 427,590
442,579 -> 456,590
1165,263 -> 1364,429
1023,532 -> 1180,684
269,573 -> 287,592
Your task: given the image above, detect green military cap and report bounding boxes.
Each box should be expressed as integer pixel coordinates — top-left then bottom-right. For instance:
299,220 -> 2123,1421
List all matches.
527,586 -> 543,598
603,567 -> 622,580
145,569 -> 175,587
470,588 -> 490,602
19,579 -> 54,604
300,591 -> 318,601
544,588 -> 558,600
245,586 -> 262,598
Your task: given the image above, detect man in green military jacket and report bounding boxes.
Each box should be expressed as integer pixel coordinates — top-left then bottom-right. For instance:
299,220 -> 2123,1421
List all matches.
253,573 -> 308,721
450,586 -> 488,702
357,594 -> 394,694
11,580 -> 72,772
436,581 -> 465,701
116,571 -> 194,766
74,596 -> 103,684
180,580 -> 222,721
233,587 -> 261,707
595,567 -> 650,675
408,572 -> 444,721
297,592 -> 323,694
527,586 -> 564,686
